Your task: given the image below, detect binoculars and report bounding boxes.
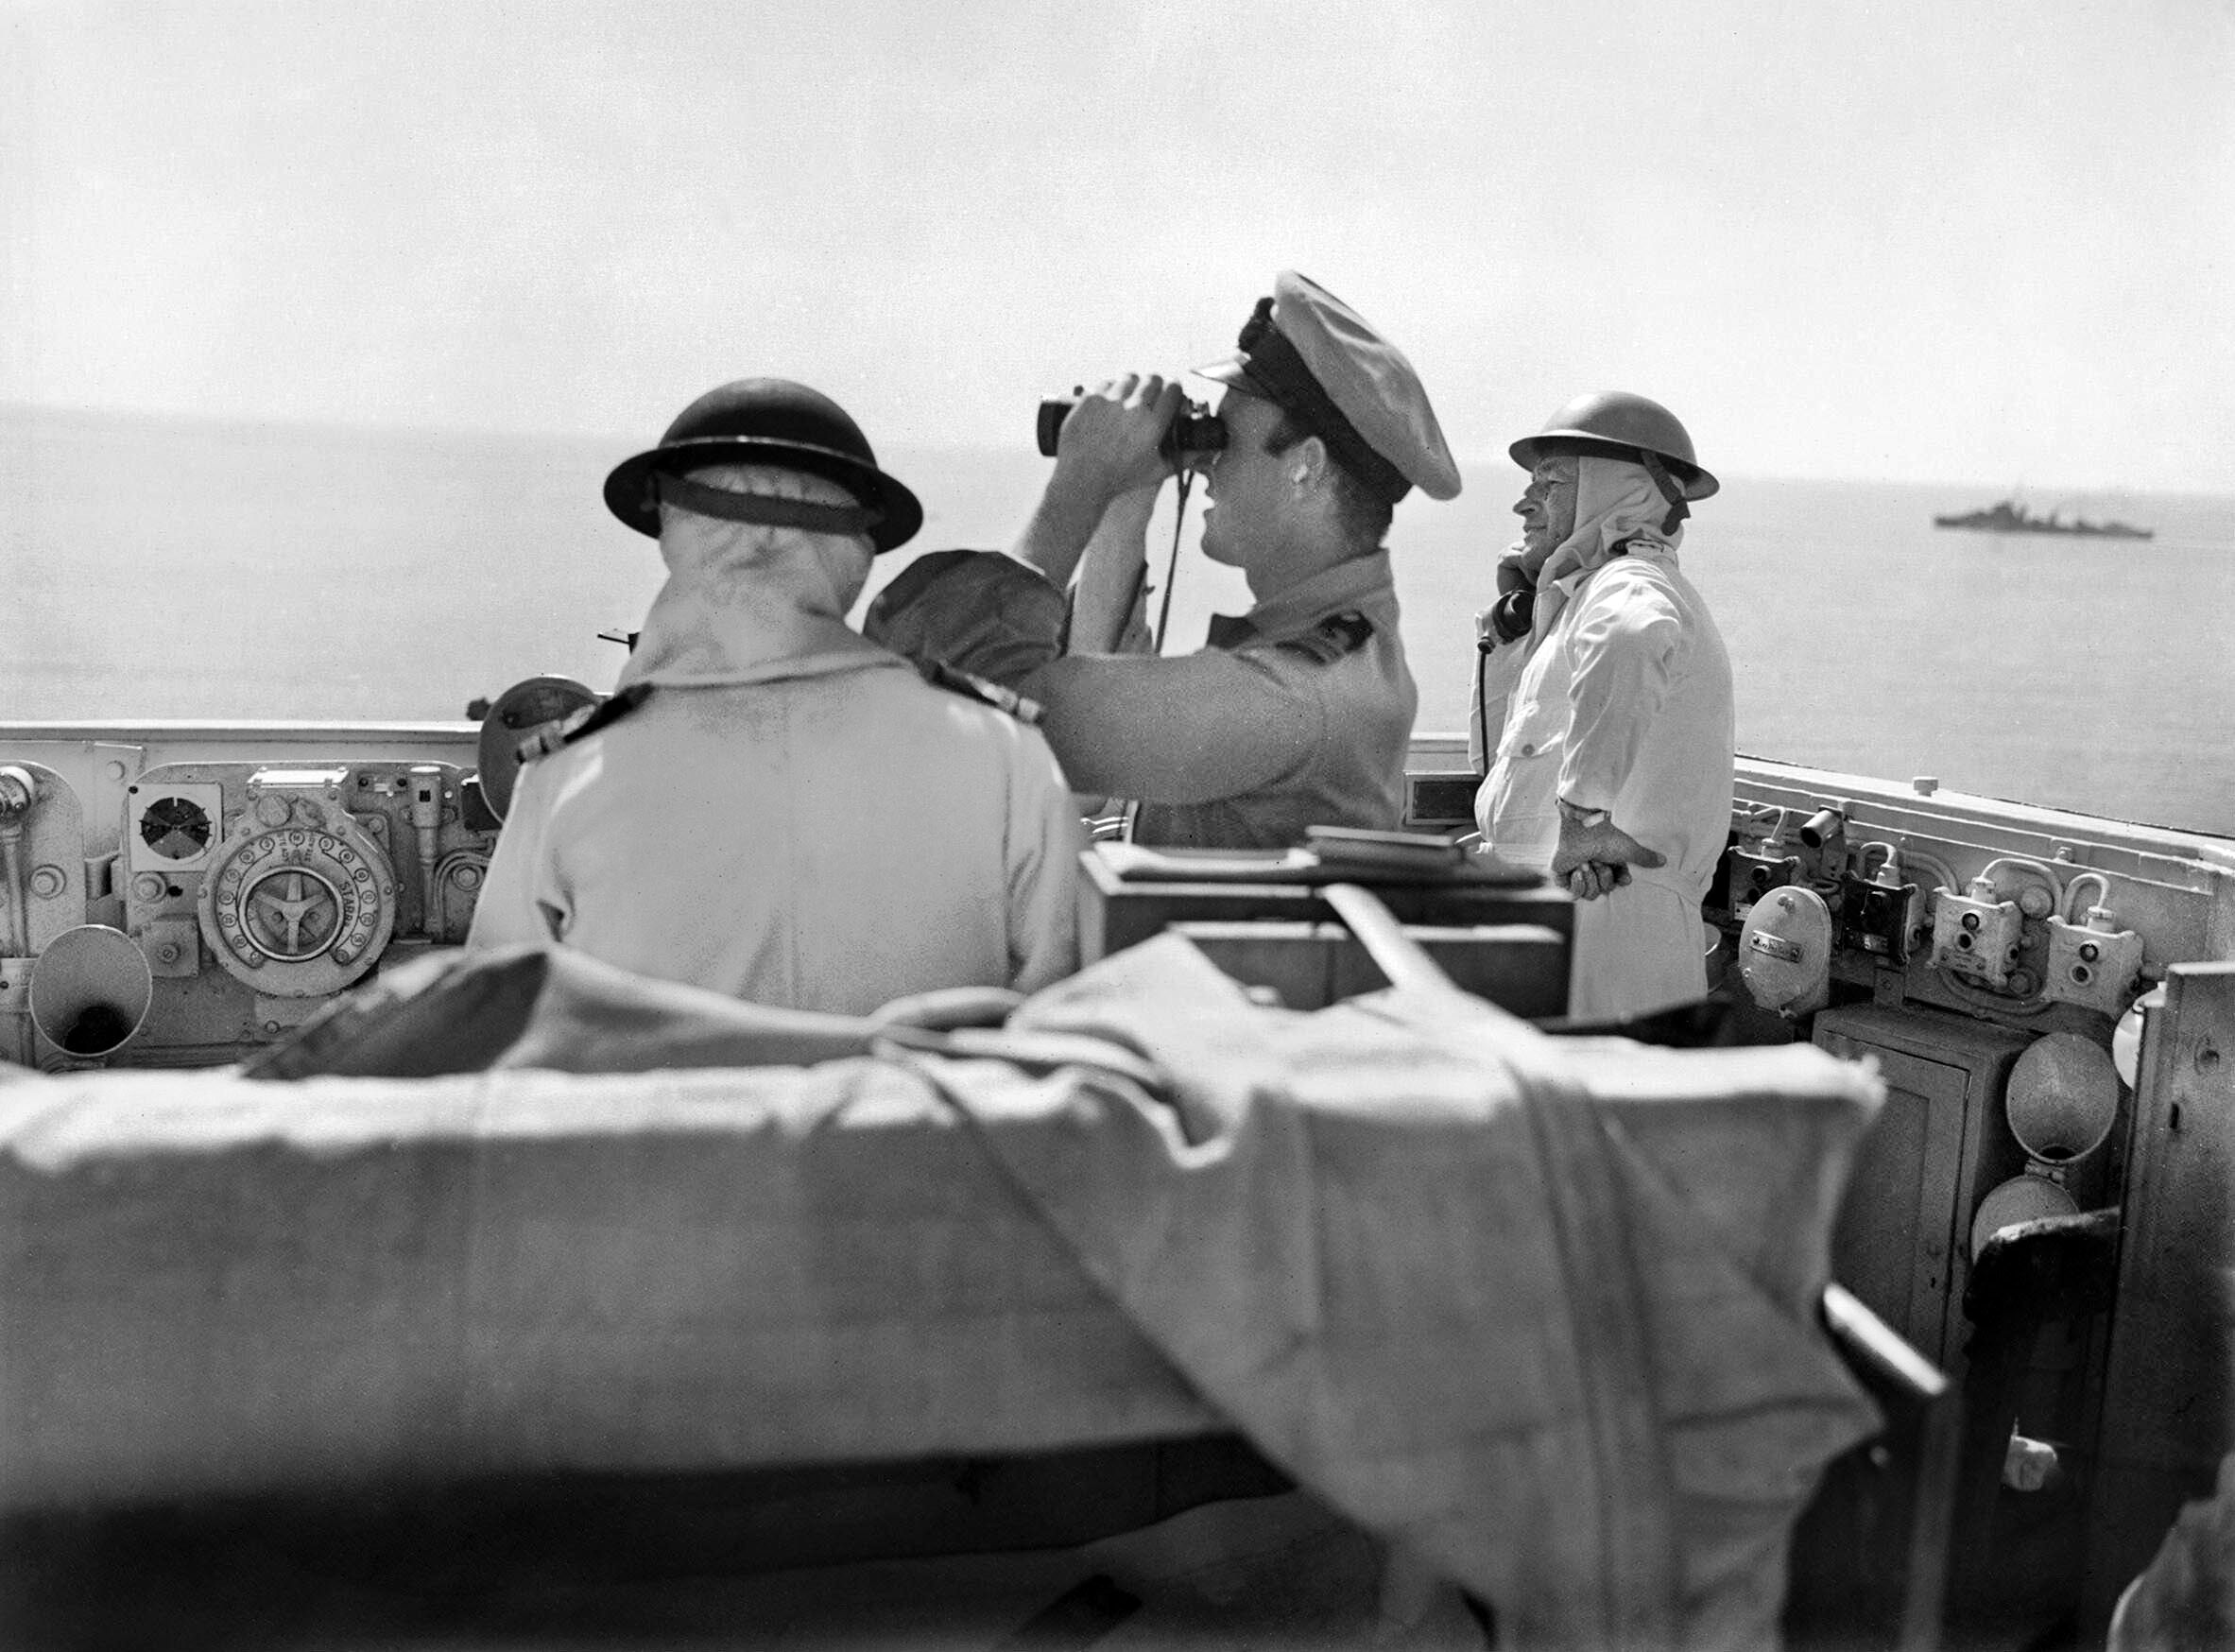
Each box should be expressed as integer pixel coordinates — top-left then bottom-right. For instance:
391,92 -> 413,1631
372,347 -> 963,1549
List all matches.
1036,394 -> 1228,463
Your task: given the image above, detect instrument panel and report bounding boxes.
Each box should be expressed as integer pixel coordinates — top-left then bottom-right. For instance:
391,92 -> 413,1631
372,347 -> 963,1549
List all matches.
1,730 -> 500,1068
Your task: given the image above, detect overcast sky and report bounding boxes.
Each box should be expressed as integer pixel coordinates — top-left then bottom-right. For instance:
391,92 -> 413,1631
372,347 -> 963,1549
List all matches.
4,0 -> 2230,490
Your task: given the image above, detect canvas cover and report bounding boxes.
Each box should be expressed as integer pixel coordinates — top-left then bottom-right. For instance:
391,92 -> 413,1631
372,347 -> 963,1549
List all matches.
0,939 -> 1882,1648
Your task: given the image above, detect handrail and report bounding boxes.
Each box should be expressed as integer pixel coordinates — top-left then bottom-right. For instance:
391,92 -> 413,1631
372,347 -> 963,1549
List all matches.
1316,881 -> 1481,1008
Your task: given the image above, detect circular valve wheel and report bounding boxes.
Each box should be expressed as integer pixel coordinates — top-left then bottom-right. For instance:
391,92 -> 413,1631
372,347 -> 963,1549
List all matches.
198,819 -> 397,997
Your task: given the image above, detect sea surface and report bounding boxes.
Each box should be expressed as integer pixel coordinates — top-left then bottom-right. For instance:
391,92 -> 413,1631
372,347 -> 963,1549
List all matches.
6,404 -> 2232,837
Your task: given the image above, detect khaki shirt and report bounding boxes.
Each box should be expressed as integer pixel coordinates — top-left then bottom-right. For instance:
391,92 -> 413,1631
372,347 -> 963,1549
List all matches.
468,655 -> 1083,1017
1023,552 -> 1418,849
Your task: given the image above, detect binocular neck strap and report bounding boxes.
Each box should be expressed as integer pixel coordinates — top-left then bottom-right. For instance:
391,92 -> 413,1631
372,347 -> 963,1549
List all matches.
657,473 -> 884,537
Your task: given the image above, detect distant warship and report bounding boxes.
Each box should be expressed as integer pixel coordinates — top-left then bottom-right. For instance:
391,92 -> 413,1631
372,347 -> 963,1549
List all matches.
1934,497 -> 2153,539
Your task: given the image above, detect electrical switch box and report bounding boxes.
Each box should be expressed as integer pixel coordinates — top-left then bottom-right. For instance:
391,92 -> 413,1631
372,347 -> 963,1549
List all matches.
2042,916 -> 2146,1017
1728,847 -> 1800,924
1840,873 -> 1917,966
1930,889 -> 2024,990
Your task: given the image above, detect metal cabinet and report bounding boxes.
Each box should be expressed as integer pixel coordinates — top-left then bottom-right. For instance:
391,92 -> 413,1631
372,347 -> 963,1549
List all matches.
1814,1005 -> 2035,1370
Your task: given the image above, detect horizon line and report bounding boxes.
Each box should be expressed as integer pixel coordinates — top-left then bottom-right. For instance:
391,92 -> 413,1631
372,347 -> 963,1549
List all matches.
4,398 -> 2224,501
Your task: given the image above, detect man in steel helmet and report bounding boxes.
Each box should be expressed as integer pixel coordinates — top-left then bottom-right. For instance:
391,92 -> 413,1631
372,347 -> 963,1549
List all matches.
1471,392 -> 1734,1021
467,378 -> 1082,1014
868,271 -> 1461,849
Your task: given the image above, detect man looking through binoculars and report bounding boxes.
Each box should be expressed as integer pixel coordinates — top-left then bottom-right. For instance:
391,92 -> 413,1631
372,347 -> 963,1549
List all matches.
868,270 -> 1461,850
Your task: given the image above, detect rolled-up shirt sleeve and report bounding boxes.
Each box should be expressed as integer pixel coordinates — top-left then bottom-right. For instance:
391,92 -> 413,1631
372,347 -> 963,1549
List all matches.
1556,582 -> 1682,816
1021,649 -> 1320,804
1005,726 -> 1087,994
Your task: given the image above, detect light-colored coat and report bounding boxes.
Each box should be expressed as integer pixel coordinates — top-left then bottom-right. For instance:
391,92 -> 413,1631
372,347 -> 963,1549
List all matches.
1475,459 -> 1734,1019
469,468 -> 1082,1014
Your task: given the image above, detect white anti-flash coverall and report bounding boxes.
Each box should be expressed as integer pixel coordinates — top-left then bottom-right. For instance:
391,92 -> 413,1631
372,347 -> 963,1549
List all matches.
1474,456 -> 1734,1021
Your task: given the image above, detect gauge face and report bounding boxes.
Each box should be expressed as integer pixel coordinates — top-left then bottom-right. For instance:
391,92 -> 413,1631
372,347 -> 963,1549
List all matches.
200,820 -> 395,996
139,795 -> 215,860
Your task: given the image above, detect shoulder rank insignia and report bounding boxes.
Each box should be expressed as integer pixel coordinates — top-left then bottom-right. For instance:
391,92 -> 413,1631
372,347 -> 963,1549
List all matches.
1276,610 -> 1375,665
919,657 -> 1043,726
513,682 -> 653,765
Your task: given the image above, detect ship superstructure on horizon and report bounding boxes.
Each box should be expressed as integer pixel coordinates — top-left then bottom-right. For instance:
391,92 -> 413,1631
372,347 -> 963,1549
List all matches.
1934,497 -> 2153,540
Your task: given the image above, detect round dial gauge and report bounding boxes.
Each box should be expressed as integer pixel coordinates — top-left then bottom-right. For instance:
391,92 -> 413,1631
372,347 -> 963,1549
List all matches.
198,819 -> 396,997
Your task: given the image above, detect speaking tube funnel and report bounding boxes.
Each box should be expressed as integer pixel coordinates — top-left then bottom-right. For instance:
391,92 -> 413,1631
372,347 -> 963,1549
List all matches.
2005,1032 -> 2121,1164
28,924 -> 154,1060
1970,1172 -> 2081,1261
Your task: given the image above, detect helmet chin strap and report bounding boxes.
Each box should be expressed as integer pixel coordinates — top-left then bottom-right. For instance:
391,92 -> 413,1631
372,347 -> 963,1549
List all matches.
656,473 -> 883,538
1636,450 -> 1691,534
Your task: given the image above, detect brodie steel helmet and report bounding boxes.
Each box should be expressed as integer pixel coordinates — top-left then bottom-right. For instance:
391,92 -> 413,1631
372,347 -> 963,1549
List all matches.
603,378 -> 924,552
1508,391 -> 1718,502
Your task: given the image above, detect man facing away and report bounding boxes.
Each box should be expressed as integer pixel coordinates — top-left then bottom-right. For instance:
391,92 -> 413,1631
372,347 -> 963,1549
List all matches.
1472,392 -> 1734,1021
467,379 -> 1082,1016
867,271 -> 1461,849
